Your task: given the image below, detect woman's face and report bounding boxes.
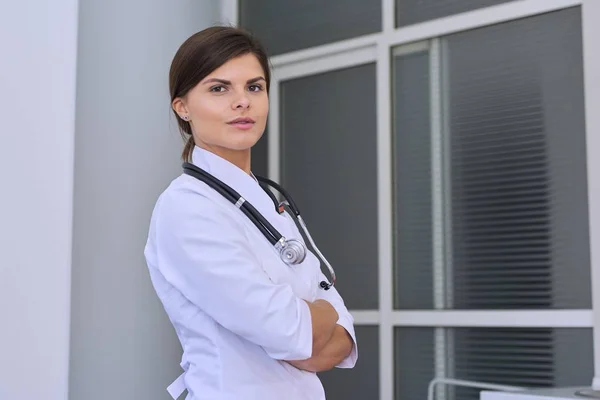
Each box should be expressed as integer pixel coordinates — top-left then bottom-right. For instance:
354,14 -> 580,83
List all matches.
174,53 -> 268,157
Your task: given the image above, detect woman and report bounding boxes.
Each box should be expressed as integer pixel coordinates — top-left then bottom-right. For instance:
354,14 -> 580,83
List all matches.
144,26 -> 357,400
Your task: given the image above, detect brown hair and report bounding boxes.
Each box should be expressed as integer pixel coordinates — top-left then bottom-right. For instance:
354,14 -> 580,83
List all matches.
169,26 -> 271,162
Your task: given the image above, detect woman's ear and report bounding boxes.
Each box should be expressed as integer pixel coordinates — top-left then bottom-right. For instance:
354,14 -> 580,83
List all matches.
172,97 -> 188,120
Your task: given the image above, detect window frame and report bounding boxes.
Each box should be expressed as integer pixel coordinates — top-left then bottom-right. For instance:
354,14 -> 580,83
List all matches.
581,0 -> 600,390
222,0 -> 599,396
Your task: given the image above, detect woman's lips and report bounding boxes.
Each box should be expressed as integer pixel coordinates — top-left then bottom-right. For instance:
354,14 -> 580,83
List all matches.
227,117 -> 255,130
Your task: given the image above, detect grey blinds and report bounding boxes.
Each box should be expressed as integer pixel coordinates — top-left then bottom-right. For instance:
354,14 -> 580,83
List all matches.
395,328 -> 593,400
393,7 -> 591,310
447,7 -> 590,309
452,328 -> 593,400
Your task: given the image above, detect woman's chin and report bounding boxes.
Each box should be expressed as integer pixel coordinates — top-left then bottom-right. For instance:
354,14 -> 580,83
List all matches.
228,134 -> 263,150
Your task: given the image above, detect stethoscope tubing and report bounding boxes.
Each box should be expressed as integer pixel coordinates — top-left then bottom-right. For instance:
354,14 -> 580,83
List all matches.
183,163 -> 279,245
182,162 -> 336,290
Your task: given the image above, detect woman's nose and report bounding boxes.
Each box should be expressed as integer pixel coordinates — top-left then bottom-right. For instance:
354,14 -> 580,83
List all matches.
232,93 -> 250,109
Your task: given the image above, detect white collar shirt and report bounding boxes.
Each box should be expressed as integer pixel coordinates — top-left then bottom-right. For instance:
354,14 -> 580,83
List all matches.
144,146 -> 358,400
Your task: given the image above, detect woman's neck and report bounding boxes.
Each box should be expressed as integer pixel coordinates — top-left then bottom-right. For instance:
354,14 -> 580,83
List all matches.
200,144 -> 252,175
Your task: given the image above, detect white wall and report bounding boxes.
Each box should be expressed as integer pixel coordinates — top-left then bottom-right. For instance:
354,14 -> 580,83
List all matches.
0,1 -> 220,399
0,1 -> 79,399
68,1 -> 220,399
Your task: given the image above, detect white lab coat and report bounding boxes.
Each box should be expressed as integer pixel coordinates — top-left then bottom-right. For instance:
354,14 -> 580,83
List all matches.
144,146 -> 358,400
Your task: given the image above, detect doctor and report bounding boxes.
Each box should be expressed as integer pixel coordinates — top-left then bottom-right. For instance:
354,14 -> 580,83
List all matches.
144,26 -> 358,400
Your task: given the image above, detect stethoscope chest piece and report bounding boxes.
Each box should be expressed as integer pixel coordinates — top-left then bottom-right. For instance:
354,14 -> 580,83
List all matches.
276,237 -> 306,265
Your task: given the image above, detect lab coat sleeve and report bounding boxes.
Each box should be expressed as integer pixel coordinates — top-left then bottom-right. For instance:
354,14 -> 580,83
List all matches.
315,272 -> 358,369
152,188 -> 313,361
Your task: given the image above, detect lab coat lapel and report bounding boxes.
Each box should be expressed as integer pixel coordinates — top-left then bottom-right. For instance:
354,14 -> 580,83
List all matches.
190,146 -> 277,221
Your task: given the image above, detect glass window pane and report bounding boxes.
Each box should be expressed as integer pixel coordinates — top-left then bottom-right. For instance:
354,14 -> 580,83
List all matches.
394,328 -> 436,399
239,0 -> 381,56
396,0 -> 516,27
280,64 -> 378,310
392,7 -> 590,310
251,126 -> 268,178
392,47 -> 434,309
447,7 -> 590,309
319,326 -> 379,399
395,327 -> 593,400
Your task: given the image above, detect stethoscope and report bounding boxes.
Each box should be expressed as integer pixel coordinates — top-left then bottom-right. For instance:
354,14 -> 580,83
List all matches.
182,162 -> 336,290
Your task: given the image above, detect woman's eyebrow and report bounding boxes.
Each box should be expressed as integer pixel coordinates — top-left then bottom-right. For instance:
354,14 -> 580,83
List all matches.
247,76 -> 266,84
202,76 -> 265,85
203,78 -> 231,85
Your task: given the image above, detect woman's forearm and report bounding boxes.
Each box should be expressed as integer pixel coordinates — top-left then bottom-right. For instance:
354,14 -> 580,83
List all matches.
305,299 -> 339,356
287,324 -> 353,372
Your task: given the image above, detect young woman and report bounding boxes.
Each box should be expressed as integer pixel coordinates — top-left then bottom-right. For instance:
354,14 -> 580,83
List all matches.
144,26 -> 357,399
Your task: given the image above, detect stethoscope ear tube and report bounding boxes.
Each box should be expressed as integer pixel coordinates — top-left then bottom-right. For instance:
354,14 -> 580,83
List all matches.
256,176 -> 336,290
296,215 -> 336,290
255,175 -> 301,217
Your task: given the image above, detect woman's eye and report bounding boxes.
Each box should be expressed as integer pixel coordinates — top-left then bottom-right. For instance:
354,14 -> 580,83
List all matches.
210,85 -> 226,93
248,84 -> 263,92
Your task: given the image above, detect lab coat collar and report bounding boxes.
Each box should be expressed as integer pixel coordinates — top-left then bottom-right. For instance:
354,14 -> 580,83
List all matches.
190,146 -> 277,219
